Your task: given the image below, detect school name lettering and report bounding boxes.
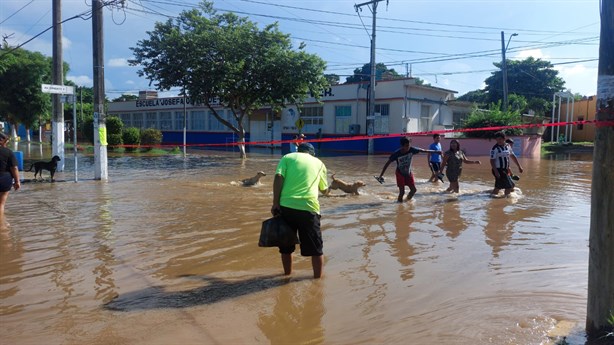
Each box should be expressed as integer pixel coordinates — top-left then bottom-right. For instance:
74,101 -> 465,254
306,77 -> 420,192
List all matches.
310,88 -> 334,98
135,97 -> 218,108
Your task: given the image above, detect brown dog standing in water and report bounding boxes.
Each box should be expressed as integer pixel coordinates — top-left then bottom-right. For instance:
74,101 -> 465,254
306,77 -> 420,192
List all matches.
241,171 -> 266,186
327,173 -> 366,195
27,155 -> 61,181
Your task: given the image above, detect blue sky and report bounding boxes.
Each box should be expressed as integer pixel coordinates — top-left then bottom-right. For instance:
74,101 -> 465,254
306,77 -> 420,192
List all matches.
0,0 -> 601,100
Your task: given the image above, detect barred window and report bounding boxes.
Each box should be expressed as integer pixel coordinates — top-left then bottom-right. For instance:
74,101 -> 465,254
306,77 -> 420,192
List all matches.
145,112 -> 157,128
159,111 -> 172,130
132,113 -> 144,129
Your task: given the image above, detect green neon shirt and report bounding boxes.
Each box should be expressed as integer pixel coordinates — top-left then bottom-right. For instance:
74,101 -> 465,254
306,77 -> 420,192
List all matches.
276,152 -> 328,213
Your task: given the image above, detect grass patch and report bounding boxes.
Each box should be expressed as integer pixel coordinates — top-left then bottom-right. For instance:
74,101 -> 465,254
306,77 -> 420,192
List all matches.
542,142 -> 594,154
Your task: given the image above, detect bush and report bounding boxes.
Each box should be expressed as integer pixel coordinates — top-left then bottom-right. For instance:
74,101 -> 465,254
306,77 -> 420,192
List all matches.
140,128 -> 163,147
81,116 -> 95,144
80,116 -> 125,145
108,133 -> 123,147
106,116 -> 124,135
461,102 -> 523,138
122,127 -> 141,152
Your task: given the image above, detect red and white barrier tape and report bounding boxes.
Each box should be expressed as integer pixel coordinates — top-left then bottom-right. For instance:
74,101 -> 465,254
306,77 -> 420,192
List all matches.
117,119 -> 614,148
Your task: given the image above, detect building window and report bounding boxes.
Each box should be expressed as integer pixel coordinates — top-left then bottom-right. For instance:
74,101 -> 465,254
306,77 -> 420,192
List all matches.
119,113 -> 131,128
335,105 -> 352,134
132,113 -> 144,129
420,105 -> 430,131
175,111 -> 186,131
208,110 -> 226,131
301,106 -> 324,133
191,110 -> 206,130
374,103 -> 390,134
577,116 -> 584,130
159,111 -> 173,130
145,112 -> 157,128
452,111 -> 468,127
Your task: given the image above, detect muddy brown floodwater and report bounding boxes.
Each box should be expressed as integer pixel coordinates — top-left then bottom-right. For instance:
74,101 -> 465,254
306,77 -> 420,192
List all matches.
0,143 -> 603,344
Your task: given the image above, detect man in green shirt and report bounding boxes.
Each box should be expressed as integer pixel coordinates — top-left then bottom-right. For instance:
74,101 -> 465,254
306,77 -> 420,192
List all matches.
271,143 -> 328,278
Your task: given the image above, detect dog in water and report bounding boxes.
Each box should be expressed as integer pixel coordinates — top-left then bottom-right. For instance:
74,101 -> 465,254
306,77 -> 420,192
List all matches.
326,173 -> 366,195
241,171 -> 266,186
27,155 -> 61,181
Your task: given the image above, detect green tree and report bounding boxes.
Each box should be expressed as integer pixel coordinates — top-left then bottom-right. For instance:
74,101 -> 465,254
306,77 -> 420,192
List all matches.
140,128 -> 163,148
458,89 -> 488,104
130,1 -> 328,158
106,116 -> 124,146
461,101 -> 523,138
112,94 -> 138,102
0,46 -> 53,140
122,127 -> 141,152
345,63 -> 402,83
484,57 -> 565,115
324,74 -> 340,85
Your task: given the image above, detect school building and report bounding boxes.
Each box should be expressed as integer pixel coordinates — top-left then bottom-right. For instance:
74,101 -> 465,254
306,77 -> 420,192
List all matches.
107,78 -> 476,154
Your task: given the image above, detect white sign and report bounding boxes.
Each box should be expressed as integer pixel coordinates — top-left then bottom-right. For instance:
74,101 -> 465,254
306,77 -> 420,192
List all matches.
41,84 -> 74,95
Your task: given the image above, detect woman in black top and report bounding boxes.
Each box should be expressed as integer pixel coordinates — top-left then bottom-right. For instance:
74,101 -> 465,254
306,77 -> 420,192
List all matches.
0,132 -> 20,229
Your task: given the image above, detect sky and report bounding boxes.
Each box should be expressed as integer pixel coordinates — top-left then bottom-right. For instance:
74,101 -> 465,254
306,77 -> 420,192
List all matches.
0,0 -> 602,100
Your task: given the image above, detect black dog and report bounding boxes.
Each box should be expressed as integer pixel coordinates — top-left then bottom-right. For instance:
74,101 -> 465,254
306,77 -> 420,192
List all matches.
27,155 -> 61,181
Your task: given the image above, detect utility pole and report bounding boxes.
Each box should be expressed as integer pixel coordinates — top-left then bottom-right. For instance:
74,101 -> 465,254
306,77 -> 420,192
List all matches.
355,0 -> 387,155
92,0 -> 108,180
500,31 -> 517,112
52,0 -> 65,171
586,0 -> 614,339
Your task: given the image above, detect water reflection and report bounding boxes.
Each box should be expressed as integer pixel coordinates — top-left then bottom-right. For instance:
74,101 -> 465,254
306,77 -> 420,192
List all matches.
437,198 -> 467,239
1,146 -> 597,345
0,226 -> 25,315
258,280 -> 325,345
92,183 -> 117,304
390,205 -> 416,281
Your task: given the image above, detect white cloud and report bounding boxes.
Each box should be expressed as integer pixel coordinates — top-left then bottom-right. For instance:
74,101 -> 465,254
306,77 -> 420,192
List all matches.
513,49 -> 549,60
62,36 -> 72,50
125,80 -> 135,85
556,64 -> 598,96
67,75 -> 93,87
108,58 -> 130,67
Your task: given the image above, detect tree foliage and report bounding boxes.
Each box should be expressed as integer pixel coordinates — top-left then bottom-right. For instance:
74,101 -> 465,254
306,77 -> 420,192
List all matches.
484,57 -> 565,115
0,46 -> 53,133
129,1 -> 328,158
112,94 -> 138,102
345,63 -> 402,83
461,101 -> 523,138
324,74 -> 340,85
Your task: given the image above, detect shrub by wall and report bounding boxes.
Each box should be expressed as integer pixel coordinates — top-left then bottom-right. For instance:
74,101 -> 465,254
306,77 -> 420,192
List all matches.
122,127 -> 140,152
140,128 -> 163,147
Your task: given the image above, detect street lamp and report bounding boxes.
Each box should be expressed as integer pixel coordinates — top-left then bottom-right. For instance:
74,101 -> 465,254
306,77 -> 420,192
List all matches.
501,31 -> 518,112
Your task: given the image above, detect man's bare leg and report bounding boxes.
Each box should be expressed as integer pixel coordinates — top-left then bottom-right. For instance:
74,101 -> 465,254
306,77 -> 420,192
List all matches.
281,253 -> 292,275
311,255 -> 323,278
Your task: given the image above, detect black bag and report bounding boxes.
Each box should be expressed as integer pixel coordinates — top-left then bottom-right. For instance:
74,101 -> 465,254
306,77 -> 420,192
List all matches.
258,216 -> 299,247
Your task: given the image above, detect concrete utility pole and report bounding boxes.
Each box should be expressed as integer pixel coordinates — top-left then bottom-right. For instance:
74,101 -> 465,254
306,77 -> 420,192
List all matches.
500,31 -> 517,112
355,0 -> 387,155
586,0 -> 614,338
52,0 -> 65,171
92,0 -> 108,180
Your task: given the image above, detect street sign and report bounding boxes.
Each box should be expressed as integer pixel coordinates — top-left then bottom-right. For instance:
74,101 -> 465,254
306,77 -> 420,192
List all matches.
295,118 -> 305,130
41,84 -> 74,95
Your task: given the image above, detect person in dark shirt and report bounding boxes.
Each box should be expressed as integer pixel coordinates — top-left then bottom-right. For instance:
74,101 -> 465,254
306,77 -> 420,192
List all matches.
0,133 -> 20,229
377,137 -> 441,202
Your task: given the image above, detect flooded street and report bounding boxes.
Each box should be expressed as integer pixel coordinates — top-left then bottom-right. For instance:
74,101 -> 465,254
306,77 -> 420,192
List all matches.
0,144 -> 598,344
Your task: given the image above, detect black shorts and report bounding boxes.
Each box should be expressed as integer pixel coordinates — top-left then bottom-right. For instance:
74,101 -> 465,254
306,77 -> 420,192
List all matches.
0,173 -> 13,192
278,206 -> 323,256
492,168 -> 515,189
429,162 -> 441,173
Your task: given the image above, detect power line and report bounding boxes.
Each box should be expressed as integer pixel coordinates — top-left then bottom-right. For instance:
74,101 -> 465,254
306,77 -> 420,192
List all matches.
0,0 -> 35,25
